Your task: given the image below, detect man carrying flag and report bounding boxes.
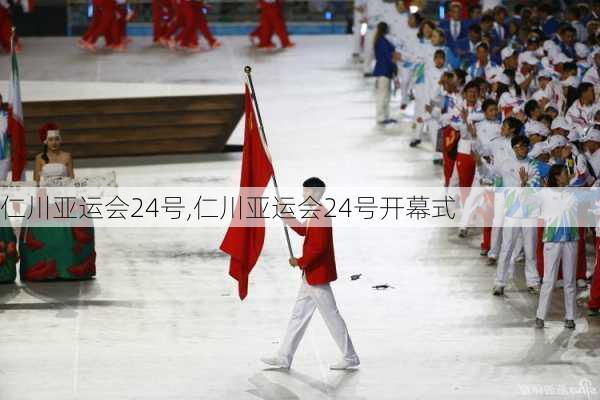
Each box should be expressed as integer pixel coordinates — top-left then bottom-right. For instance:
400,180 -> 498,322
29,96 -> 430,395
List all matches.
260,177 -> 360,371
221,69 -> 359,370
7,27 -> 26,181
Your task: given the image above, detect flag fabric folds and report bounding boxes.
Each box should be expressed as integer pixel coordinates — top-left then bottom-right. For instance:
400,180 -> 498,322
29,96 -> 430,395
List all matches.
219,84 -> 274,300
8,30 -> 26,181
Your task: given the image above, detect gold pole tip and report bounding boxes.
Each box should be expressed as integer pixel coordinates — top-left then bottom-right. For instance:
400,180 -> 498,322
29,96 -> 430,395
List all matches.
244,66 -> 252,74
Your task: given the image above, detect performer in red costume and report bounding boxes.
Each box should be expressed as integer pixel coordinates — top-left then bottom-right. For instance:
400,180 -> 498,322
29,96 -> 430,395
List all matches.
254,0 -> 294,49
110,0 -> 130,51
152,0 -> 174,45
193,0 -> 220,49
165,0 -> 219,52
79,0 -> 117,52
260,177 -> 359,371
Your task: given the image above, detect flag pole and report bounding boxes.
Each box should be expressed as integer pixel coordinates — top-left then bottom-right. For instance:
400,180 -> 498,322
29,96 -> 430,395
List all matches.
244,66 -> 294,259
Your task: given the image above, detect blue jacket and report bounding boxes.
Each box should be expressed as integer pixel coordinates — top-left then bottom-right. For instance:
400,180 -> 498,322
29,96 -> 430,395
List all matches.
439,19 -> 470,55
373,36 -> 397,79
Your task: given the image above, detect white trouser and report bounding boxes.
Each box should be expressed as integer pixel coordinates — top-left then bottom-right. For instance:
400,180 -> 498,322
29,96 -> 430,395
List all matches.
488,192 -> 505,259
536,241 -> 577,321
0,157 -> 10,181
353,11 -> 364,55
413,82 -> 427,121
278,276 -> 359,367
399,64 -> 414,106
363,28 -> 375,74
375,76 -> 391,123
495,218 -> 539,287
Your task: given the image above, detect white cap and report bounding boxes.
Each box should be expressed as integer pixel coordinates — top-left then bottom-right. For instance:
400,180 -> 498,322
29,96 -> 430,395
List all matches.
548,134 -> 569,150
583,128 -> 600,142
561,75 -> 580,88
524,120 -> 550,137
532,90 -> 548,102
519,51 -> 539,66
537,69 -> 554,80
576,43 -> 590,59
552,52 -> 574,65
490,72 -> 510,85
529,142 -> 550,158
551,116 -> 572,131
501,46 -> 516,61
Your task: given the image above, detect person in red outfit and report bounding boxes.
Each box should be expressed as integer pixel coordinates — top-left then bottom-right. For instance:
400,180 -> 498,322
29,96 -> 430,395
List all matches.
589,236 -> 600,316
110,0 -> 130,51
152,0 -> 174,45
256,0 -> 294,49
79,0 -> 117,52
193,0 -> 220,49
260,177 -> 360,371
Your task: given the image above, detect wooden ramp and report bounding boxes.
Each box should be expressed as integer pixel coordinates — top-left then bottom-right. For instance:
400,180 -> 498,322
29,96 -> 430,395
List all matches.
22,94 -> 244,159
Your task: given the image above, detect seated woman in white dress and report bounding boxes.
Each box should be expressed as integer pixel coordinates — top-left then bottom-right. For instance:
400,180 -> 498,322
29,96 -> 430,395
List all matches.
19,123 -> 96,281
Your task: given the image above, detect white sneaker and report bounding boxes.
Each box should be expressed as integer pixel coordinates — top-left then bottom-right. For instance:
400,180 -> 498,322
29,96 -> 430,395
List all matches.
577,279 -> 588,289
260,356 -> 290,369
329,358 -> 360,370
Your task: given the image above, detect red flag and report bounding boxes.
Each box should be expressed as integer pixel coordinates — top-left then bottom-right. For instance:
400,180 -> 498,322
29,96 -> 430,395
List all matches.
220,84 -> 274,300
8,30 -> 26,181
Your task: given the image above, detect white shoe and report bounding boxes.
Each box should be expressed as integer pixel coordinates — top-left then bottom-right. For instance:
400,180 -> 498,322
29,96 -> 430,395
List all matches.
330,358 -> 360,370
260,356 -> 290,369
577,279 -> 588,289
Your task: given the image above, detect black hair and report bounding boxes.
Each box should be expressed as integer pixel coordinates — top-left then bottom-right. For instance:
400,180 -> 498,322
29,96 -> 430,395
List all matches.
434,49 -> 446,59
481,98 -> 497,112
463,81 -> 479,94
411,12 -> 423,27
454,69 -> 467,85
481,14 -> 494,24
511,134 -> 530,148
563,62 -> 578,73
476,42 -> 489,52
303,177 -> 326,189
560,25 -> 577,36
502,68 -> 522,97
374,22 -> 389,50
503,117 -> 523,135
417,20 -> 437,40
565,86 -> 579,111
42,144 -> 49,163
539,113 -> 553,126
577,82 -> 595,100
468,24 -> 482,35
548,164 -> 567,187
303,177 -> 326,199
524,99 -> 540,118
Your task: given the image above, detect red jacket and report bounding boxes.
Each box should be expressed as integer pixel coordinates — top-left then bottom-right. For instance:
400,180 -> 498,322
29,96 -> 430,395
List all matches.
288,206 -> 337,285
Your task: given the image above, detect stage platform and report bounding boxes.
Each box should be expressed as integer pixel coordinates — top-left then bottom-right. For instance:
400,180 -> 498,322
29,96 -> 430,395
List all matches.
0,36 -> 599,400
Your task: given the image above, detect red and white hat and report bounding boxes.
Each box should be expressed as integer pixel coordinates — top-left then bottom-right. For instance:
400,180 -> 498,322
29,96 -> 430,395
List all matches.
38,123 -> 60,144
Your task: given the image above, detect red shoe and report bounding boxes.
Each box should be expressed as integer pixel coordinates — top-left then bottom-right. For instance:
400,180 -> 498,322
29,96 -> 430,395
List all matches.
282,42 -> 296,48
210,40 -> 222,49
